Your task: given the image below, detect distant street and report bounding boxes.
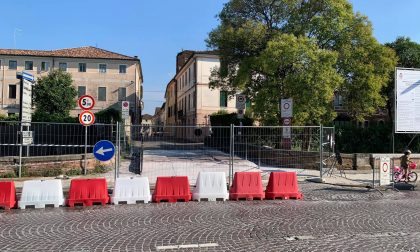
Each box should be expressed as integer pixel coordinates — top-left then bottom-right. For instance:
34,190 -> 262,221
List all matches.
0,182 -> 419,251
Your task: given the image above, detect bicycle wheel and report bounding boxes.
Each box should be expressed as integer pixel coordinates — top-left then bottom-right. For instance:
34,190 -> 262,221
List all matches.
408,172 -> 418,182
393,172 -> 401,183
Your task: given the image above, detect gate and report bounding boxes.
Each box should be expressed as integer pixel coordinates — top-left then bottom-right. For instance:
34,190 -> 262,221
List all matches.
122,124 -> 332,187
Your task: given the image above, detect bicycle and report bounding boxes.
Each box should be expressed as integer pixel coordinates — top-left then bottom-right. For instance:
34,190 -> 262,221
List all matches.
393,162 -> 418,183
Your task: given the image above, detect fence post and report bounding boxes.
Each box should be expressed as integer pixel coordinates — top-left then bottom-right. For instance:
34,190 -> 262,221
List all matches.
18,122 -> 23,178
114,122 -> 119,181
319,125 -> 323,180
229,124 -> 234,188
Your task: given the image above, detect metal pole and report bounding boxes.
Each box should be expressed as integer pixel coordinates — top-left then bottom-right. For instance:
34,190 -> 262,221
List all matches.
114,122 -> 118,181
18,123 -> 23,178
229,124 -> 233,187
84,125 -> 88,175
319,125 -> 323,180
117,121 -> 121,178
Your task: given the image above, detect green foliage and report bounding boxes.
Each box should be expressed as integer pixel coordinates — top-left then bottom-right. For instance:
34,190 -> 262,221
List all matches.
0,114 -> 19,121
33,70 -> 78,121
207,0 -> 397,125
95,108 -> 122,123
0,172 -> 16,178
335,122 -> 420,153
91,163 -> 109,174
384,37 -> 420,121
65,169 -> 82,176
210,112 -> 253,126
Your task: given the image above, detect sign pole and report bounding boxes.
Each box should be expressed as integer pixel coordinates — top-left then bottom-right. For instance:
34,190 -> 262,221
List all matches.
84,126 -> 88,175
19,122 -> 23,178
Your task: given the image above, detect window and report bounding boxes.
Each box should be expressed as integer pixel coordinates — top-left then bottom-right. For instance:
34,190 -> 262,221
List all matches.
41,62 -> 50,71
99,64 -> 107,73
118,87 -> 126,101
9,60 -> 17,70
193,91 -> 196,108
193,62 -> 197,83
79,63 -> 86,72
98,87 -> 106,101
78,86 -> 86,98
9,85 -> 17,99
25,61 -> 33,70
119,65 -> 126,74
59,62 -> 67,71
188,68 -> 190,84
246,99 -> 251,109
220,91 -> 228,107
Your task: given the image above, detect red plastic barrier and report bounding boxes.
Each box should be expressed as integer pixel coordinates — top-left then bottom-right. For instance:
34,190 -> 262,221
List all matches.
67,178 -> 109,207
0,181 -> 16,209
153,176 -> 191,203
265,172 -> 302,200
229,172 -> 264,200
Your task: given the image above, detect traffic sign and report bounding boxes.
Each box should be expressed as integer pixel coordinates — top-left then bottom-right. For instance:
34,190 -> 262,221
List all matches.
93,140 -> 116,162
78,95 -> 95,110
79,111 -> 95,126
281,98 -> 293,118
236,94 -> 246,110
237,109 -> 244,119
380,157 -> 391,186
283,118 -> 291,126
121,101 -> 130,119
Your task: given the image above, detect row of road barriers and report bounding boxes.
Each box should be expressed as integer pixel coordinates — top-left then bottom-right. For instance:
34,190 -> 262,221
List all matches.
0,171 -> 302,210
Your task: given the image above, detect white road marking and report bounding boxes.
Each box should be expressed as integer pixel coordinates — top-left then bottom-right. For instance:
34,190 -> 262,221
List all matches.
156,243 -> 219,250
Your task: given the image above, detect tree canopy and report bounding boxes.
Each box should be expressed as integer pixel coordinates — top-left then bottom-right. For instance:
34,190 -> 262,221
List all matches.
33,70 -> 78,121
207,0 -> 397,125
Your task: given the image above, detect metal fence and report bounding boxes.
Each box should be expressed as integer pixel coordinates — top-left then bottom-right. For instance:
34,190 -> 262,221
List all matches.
0,121 -> 118,182
0,122 -> 336,188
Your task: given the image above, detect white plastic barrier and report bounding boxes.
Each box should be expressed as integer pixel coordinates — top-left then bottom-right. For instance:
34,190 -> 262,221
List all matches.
18,180 -> 65,209
111,177 -> 151,204
193,172 -> 229,201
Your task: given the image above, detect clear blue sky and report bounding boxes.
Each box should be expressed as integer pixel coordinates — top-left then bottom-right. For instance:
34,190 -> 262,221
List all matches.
1,0 -> 419,115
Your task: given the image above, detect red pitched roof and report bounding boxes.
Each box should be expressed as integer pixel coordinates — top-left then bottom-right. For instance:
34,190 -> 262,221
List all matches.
0,46 -> 138,60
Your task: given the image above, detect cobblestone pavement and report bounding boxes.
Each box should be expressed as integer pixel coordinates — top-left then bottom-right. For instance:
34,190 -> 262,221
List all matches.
1,182 -> 420,252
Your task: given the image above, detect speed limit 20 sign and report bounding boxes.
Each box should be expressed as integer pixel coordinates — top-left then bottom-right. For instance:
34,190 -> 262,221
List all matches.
79,95 -> 95,110
79,111 -> 95,126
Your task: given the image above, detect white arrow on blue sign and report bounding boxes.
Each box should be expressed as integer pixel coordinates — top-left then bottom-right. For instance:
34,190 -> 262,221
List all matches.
93,140 -> 116,162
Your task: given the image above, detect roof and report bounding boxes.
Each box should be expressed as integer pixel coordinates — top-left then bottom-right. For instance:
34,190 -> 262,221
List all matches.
142,114 -> 153,120
0,46 -> 138,60
176,49 -> 219,77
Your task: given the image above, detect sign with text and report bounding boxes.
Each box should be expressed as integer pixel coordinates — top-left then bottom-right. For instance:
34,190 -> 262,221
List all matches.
19,72 -> 34,125
379,157 -> 391,186
236,94 -> 246,110
281,98 -> 293,118
79,111 -> 95,126
395,68 -> 420,132
282,126 -> 291,139
78,95 -> 95,110
121,101 -> 130,119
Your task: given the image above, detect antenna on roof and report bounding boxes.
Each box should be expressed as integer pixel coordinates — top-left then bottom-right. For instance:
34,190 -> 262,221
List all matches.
13,28 -> 23,49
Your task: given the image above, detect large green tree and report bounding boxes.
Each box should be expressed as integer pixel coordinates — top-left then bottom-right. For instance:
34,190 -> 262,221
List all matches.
33,70 -> 78,121
385,37 -> 420,121
207,0 -> 396,125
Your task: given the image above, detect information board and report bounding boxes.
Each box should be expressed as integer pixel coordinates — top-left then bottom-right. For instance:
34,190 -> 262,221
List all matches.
395,68 -> 420,133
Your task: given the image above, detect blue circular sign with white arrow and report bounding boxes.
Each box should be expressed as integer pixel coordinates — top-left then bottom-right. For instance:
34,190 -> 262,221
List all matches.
93,140 -> 116,162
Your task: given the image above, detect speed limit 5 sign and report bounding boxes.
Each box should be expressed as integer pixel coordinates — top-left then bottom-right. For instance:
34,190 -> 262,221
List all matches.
79,95 -> 95,110
79,111 -> 95,126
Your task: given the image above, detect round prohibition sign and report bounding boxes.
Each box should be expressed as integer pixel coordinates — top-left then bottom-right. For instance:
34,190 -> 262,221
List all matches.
382,163 -> 389,173
79,111 -> 95,126
283,102 -> 290,110
78,95 -> 95,110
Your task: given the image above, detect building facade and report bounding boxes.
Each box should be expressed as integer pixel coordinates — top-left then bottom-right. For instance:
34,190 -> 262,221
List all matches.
167,50 -> 237,127
0,46 -> 143,122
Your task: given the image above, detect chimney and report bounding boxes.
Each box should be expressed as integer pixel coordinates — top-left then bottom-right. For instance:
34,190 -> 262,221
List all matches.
176,50 -> 194,73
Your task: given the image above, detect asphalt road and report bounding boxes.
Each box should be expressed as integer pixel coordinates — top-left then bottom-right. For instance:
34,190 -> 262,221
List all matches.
0,182 -> 419,252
